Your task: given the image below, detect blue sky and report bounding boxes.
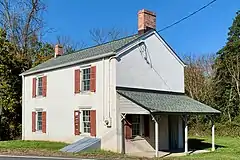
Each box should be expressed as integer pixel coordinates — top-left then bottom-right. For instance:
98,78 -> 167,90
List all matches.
43,0 -> 239,56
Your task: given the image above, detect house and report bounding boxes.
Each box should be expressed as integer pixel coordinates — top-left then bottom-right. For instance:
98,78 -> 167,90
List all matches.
20,9 -> 220,157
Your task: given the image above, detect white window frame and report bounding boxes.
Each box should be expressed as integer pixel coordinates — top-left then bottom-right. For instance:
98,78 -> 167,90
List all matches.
36,76 -> 43,96
79,109 -> 91,135
82,110 -> 91,134
34,108 -> 44,133
81,66 -> 91,92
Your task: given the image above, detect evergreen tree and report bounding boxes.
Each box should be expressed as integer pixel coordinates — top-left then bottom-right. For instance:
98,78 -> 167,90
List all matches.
214,11 -> 240,122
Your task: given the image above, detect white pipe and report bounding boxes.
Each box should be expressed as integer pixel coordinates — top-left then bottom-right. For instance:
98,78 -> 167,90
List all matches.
184,116 -> 188,154
212,124 -> 215,151
155,118 -> 159,157
108,56 -> 117,118
102,58 -> 105,121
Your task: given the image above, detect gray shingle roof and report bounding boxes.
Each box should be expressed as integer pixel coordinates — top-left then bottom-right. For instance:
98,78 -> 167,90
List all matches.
22,34 -> 139,75
117,87 -> 220,114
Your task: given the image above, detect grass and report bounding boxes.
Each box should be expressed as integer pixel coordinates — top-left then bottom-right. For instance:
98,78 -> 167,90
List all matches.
164,136 -> 240,160
0,137 -> 239,159
0,140 -> 67,150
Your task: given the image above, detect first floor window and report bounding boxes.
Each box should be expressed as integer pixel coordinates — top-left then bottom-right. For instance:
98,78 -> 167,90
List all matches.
82,68 -> 90,91
37,112 -> 43,131
82,110 -> 90,133
132,115 -> 140,137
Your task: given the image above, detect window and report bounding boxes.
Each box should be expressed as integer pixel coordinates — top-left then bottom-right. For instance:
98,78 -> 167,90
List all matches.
37,77 -> 43,96
37,112 -> 42,131
82,68 -> 91,91
132,115 -> 140,137
82,110 -> 90,133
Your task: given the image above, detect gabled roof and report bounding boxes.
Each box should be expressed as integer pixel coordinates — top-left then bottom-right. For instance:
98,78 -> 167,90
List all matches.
21,34 -> 140,76
21,30 -> 185,76
117,87 -> 220,114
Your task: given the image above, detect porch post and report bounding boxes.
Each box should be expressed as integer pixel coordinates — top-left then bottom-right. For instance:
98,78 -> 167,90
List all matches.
212,120 -> 215,151
184,115 -> 188,154
121,114 -> 126,154
154,117 -> 159,157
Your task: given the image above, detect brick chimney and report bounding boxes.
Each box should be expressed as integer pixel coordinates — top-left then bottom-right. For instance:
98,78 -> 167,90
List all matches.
138,9 -> 156,35
55,44 -> 63,58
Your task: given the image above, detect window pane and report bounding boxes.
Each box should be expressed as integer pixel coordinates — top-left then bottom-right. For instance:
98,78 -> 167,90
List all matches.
37,77 -> 43,96
37,112 -> 42,131
82,110 -> 90,133
132,115 -> 140,136
82,68 -> 91,91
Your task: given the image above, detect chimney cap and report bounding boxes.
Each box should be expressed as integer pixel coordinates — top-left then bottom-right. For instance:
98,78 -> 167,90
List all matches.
138,9 -> 156,16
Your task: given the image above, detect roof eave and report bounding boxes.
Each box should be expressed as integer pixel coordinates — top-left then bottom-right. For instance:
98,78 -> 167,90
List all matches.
20,52 -> 115,76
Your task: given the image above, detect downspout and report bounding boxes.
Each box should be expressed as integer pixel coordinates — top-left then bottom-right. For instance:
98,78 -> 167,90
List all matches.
108,55 -> 117,118
21,75 -> 25,140
102,58 -> 105,121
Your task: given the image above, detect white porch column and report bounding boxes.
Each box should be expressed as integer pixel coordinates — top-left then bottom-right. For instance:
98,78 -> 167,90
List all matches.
212,123 -> 215,151
155,118 -> 159,157
184,115 -> 188,154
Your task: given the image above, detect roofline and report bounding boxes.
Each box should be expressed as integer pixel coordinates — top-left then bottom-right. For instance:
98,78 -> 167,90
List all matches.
20,52 -> 115,76
116,86 -> 185,95
115,30 -> 186,67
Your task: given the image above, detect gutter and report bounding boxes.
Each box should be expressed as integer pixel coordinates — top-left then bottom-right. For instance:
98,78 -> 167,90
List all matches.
20,52 -> 115,76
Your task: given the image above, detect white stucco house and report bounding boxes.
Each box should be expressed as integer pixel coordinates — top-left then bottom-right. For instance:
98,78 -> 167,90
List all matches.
21,9 -> 220,157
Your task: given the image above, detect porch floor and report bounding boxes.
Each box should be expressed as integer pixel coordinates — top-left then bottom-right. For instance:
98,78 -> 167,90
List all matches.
127,149 -> 210,158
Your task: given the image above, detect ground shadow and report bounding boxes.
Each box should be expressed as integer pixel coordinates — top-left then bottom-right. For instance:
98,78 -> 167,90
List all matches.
188,138 -> 225,151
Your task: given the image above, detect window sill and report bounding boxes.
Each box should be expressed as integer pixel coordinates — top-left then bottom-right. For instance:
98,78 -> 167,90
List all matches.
75,91 -> 94,95
34,95 -> 44,99
80,133 -> 91,137
34,130 -> 44,134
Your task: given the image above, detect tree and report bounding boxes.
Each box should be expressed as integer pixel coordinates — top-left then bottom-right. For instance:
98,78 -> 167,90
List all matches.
214,11 -> 240,122
56,35 -> 86,54
31,42 -> 54,67
184,54 -> 215,104
184,54 -> 216,125
0,0 -> 47,57
89,28 -> 129,44
0,28 -> 28,139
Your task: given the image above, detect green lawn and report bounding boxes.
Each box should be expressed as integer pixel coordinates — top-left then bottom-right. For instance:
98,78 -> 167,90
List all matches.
0,137 -> 239,159
0,140 -> 67,150
165,136 -> 240,160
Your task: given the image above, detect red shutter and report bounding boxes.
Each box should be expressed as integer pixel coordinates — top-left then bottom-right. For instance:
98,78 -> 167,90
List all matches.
42,111 -> 46,133
32,78 -> 36,98
124,115 -> 132,139
42,76 -> 47,97
74,110 -> 80,135
32,112 -> 36,132
90,66 -> 96,92
90,110 -> 96,137
75,69 -> 80,93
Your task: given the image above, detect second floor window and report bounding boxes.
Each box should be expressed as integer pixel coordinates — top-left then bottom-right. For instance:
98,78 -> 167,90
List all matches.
37,77 -> 43,96
82,68 -> 90,91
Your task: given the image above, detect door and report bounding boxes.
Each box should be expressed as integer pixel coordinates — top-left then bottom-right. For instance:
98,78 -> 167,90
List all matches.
169,115 -> 179,150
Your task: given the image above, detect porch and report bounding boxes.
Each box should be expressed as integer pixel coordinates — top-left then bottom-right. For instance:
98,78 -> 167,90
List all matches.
117,87 -> 220,157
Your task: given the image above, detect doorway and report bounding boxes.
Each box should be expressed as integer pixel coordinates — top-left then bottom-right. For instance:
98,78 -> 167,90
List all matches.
169,115 -> 179,150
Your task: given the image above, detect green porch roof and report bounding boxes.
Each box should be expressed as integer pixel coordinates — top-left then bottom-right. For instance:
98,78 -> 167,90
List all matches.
117,87 -> 220,114
22,34 -> 140,75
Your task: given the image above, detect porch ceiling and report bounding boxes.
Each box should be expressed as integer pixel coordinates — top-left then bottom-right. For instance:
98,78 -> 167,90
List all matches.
117,87 -> 220,114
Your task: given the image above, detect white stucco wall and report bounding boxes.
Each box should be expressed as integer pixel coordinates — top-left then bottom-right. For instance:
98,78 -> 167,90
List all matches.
22,58 -> 120,152
116,33 -> 184,93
